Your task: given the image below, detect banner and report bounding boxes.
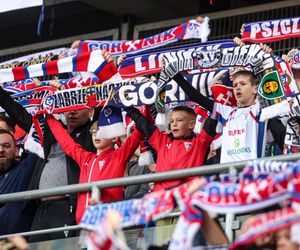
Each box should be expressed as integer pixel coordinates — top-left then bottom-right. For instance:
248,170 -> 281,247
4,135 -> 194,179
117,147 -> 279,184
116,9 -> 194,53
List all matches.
0,47 -> 66,69
78,18 -> 211,56
241,17 -> 300,43
118,39 -> 236,78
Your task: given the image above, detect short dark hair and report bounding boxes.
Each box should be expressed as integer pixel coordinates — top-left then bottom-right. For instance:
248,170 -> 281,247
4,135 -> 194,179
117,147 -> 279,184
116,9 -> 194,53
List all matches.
172,106 -> 197,119
0,115 -> 16,133
0,129 -> 16,146
231,71 -> 258,86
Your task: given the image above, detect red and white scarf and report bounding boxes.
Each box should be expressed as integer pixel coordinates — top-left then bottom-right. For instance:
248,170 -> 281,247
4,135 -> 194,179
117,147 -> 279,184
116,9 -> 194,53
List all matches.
0,47 -> 67,69
0,50 -> 119,84
241,17 -> 300,43
77,18 -> 210,56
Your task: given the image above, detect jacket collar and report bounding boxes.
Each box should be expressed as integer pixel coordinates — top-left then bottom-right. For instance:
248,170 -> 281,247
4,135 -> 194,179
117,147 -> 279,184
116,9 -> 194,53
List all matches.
168,131 -> 196,140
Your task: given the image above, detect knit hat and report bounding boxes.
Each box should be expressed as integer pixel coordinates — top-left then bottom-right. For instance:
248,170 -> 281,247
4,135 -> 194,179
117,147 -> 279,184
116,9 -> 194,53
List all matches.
96,106 -> 126,139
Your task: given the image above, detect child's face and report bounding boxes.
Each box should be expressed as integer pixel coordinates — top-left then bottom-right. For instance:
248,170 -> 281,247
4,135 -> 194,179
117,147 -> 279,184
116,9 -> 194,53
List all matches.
170,111 -> 195,139
90,126 -> 114,151
232,74 -> 256,107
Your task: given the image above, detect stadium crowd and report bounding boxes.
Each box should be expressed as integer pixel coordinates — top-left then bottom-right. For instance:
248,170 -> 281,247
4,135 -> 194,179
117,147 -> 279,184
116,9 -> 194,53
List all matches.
0,14 -> 300,250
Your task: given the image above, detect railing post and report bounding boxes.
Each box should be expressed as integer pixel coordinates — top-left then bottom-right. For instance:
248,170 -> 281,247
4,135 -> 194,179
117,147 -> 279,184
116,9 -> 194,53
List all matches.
224,166 -> 237,241
91,185 -> 101,201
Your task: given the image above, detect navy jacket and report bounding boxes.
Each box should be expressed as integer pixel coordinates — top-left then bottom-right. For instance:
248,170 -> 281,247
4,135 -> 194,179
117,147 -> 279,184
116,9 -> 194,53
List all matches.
0,87 -> 95,219
0,153 -> 38,235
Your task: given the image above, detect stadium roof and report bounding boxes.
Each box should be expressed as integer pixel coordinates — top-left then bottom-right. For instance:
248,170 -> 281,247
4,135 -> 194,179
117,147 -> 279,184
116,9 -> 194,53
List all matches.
0,0 -> 289,49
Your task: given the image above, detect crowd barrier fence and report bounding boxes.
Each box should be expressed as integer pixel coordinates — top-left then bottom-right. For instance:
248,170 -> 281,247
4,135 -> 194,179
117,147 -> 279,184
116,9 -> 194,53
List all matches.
0,152 -> 300,240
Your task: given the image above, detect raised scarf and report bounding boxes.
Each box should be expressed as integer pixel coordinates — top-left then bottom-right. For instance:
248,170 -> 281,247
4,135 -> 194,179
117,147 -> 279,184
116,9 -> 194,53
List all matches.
0,47 -> 66,69
77,18 -> 210,56
241,17 -> 300,43
118,39 -> 236,78
3,77 -> 100,93
156,44 -> 281,112
0,50 -> 118,84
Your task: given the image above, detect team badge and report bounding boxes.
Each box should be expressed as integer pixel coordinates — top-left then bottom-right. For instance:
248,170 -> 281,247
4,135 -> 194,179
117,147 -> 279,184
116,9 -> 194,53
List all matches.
99,160 -> 105,170
184,142 -> 192,151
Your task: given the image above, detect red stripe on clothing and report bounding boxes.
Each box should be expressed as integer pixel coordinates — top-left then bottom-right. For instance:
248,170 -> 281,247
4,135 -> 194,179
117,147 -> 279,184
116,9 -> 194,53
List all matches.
249,110 -> 259,123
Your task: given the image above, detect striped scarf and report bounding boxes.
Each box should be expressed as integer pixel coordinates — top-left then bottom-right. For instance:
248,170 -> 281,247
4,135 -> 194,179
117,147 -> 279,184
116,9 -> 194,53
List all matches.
0,47 -> 66,69
0,50 -> 119,84
77,18 -> 210,56
241,17 -> 300,43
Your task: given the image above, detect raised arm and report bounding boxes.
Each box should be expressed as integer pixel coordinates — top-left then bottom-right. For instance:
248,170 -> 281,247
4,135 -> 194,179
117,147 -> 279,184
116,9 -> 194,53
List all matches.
0,87 -> 32,132
46,115 -> 94,168
125,107 -> 156,138
173,73 -> 214,112
201,117 -> 217,139
260,100 -> 291,122
115,129 -> 144,166
268,118 -> 286,151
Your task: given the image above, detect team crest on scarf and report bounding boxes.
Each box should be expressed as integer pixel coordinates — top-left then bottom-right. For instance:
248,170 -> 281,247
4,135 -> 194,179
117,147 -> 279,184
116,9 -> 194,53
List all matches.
43,95 -> 55,114
184,142 -> 192,151
85,85 -> 98,107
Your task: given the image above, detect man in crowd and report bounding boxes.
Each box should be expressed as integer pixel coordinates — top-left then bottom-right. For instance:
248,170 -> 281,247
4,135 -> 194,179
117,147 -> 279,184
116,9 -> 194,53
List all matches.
0,128 -> 38,235
0,86 -> 95,242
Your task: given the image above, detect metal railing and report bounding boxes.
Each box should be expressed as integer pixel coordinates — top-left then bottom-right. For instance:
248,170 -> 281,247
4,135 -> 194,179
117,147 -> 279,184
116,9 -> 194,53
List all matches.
0,152 -> 299,240
1,152 -> 300,203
